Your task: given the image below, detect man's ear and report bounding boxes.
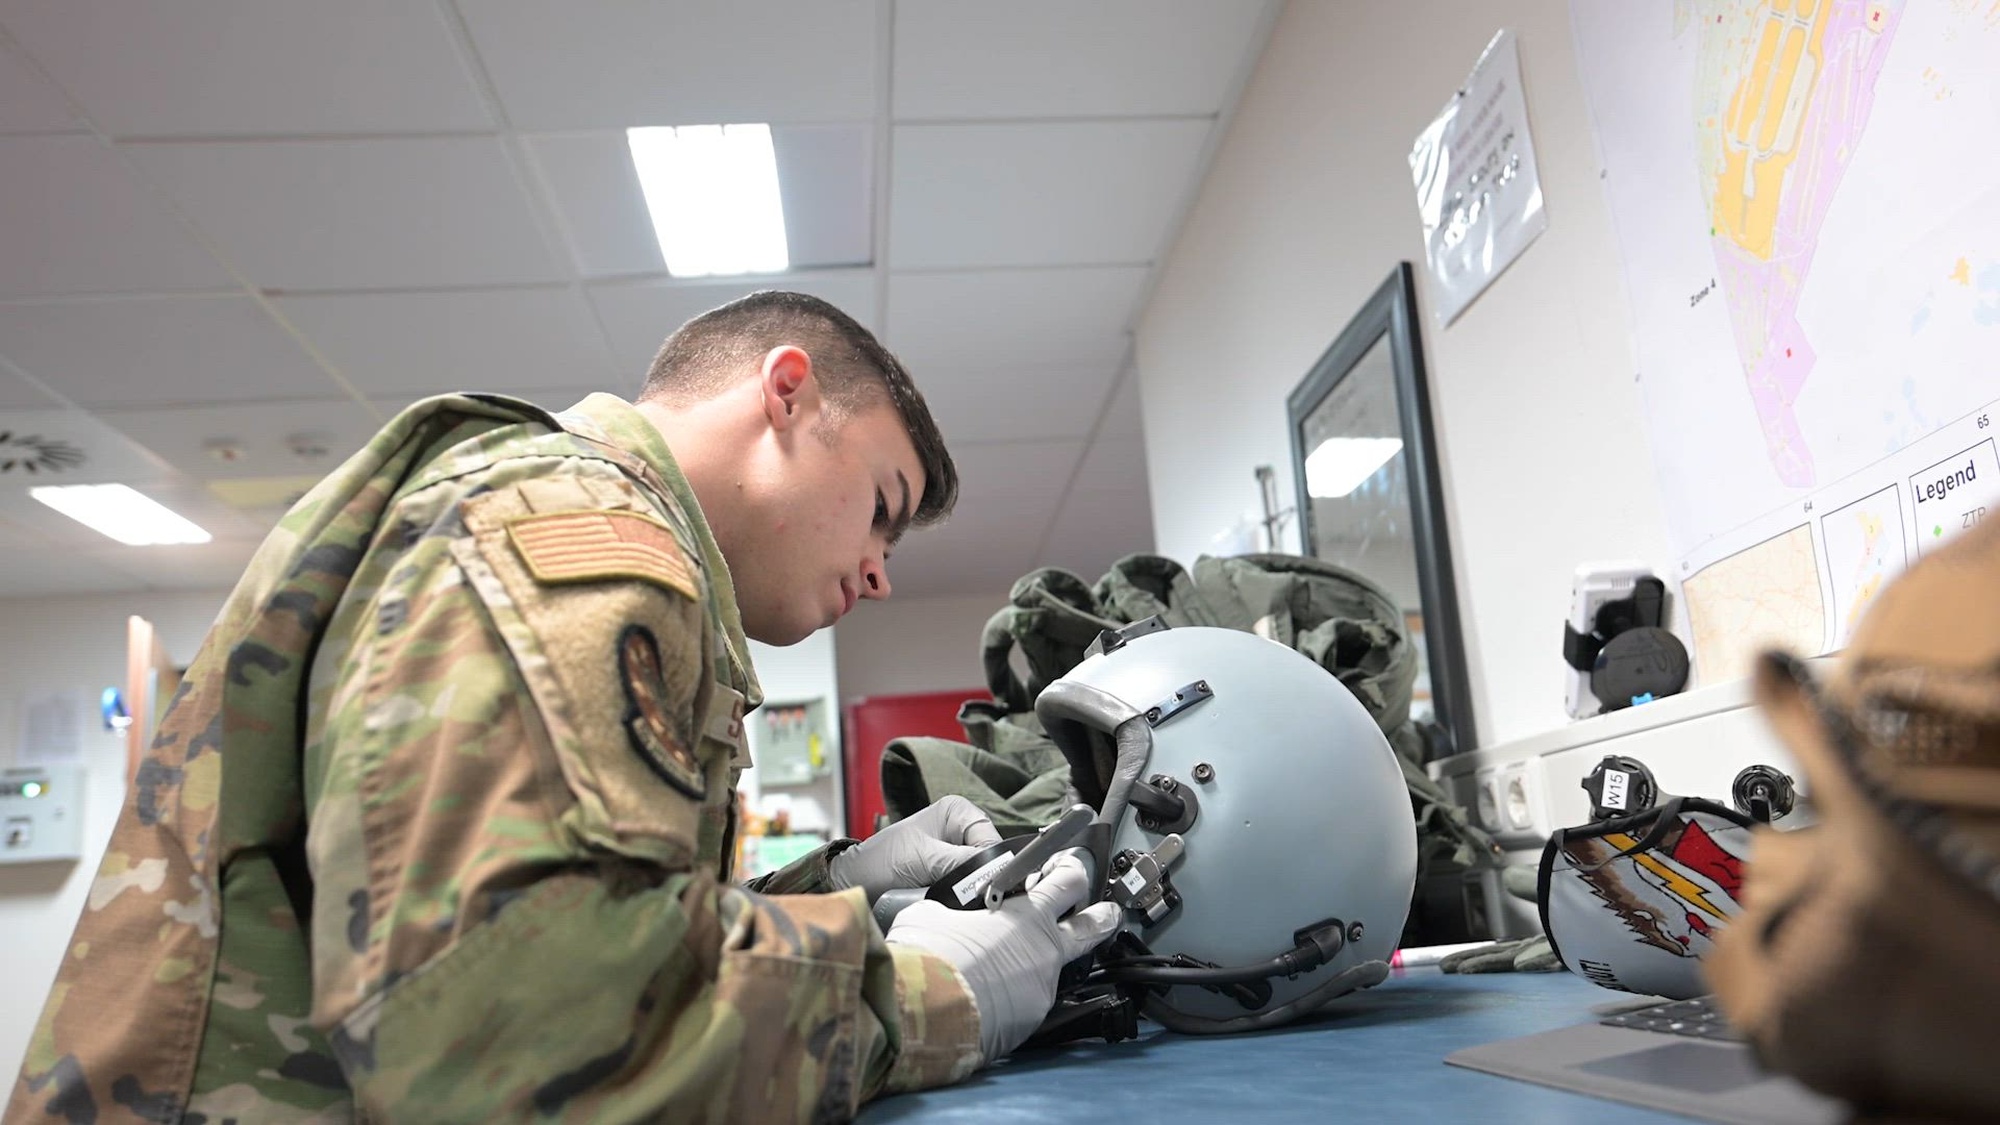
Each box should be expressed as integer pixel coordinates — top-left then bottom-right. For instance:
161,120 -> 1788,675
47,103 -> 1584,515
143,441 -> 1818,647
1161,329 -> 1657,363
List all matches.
760,345 -> 820,434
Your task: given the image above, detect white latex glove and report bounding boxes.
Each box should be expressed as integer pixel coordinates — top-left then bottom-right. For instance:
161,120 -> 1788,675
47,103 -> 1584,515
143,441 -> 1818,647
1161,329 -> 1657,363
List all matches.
884,852 -> 1122,1063
827,795 -> 1005,903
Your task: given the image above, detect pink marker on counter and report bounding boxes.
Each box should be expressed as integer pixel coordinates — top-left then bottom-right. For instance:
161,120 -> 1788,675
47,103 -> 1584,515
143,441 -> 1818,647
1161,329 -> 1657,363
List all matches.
1388,941 -> 1494,969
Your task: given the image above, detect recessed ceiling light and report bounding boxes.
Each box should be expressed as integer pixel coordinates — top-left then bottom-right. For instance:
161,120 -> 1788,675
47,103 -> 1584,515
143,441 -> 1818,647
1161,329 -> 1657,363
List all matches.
29,483 -> 212,546
628,123 -> 789,278
1303,438 -> 1403,499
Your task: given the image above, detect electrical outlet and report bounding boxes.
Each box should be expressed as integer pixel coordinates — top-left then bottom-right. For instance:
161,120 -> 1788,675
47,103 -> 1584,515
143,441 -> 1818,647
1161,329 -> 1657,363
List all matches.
1474,766 -> 1503,831
1472,764 -> 1504,828
1471,761 -> 1541,837
1500,762 -> 1535,833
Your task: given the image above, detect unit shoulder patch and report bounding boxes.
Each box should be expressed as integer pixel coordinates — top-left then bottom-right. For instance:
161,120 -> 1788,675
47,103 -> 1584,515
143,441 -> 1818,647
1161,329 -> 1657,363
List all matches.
618,624 -> 707,799
505,509 -> 697,599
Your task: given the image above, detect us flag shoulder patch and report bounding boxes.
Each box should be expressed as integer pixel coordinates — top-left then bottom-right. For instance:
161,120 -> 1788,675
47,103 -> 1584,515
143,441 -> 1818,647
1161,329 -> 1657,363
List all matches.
505,510 -> 697,599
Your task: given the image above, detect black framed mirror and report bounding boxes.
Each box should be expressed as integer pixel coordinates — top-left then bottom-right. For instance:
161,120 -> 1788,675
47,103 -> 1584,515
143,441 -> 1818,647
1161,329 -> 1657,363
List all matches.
1286,262 -> 1475,759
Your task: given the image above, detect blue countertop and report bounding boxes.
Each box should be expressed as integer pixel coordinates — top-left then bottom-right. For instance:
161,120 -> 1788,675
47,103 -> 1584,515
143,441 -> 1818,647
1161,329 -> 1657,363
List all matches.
861,967 -> 1703,1124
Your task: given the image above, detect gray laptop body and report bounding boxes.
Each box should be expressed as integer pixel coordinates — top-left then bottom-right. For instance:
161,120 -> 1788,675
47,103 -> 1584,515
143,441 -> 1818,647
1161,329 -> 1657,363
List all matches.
1445,1001 -> 1845,1125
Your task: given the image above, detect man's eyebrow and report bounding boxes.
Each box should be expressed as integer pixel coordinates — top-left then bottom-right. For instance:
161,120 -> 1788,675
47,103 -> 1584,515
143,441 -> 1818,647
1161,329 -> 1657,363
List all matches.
887,469 -> 913,547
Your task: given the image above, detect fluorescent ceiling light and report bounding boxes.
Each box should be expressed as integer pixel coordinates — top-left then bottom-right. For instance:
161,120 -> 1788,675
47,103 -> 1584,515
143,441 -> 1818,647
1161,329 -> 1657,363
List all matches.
1304,438 -> 1403,499
30,484 -> 212,546
629,123 -> 789,278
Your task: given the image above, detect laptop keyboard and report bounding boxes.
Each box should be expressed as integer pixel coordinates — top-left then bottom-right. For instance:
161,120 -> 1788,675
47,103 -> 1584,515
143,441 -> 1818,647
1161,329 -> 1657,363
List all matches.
1598,995 -> 1746,1042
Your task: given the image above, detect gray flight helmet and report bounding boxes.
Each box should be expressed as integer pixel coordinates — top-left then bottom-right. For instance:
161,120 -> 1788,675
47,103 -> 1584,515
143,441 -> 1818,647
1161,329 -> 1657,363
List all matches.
1036,623 -> 1418,1032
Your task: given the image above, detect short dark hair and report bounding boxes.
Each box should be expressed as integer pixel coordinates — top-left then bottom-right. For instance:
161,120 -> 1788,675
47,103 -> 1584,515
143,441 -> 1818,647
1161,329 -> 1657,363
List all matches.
638,290 -> 957,526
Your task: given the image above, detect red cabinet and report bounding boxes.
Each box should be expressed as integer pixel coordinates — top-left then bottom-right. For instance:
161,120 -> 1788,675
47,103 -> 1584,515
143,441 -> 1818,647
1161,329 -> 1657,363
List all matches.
841,689 -> 983,838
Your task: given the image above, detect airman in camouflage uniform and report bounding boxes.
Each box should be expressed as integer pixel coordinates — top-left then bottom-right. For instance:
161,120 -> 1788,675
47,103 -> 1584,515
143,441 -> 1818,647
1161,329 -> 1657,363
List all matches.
6,292 -> 1112,1123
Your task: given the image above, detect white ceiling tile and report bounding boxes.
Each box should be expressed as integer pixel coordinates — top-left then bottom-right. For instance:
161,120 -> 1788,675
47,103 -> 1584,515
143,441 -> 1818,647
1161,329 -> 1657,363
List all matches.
232,503 -> 298,531
881,493 -> 1053,600
122,475 -> 285,540
522,132 -> 663,278
1098,371 -> 1145,438
0,544 -> 148,597
87,539 -> 263,592
277,287 -> 618,397
949,440 -> 1084,502
891,120 -> 1210,270
0,35 -> 78,134
0,513 -> 53,549
458,0 -> 879,130
773,123 -> 874,269
0,136 -> 233,297
587,272 -> 879,374
1073,436 -> 1149,495
1039,487 -> 1155,580
886,266 -> 1145,374
0,366 -> 58,410
1,0 -> 492,137
128,138 -> 565,290
0,296 -> 331,408
369,386 -> 612,419
0,493 -> 99,551
0,490 -> 85,551
93,398 -> 379,483
894,0 -> 1273,121
918,364 -> 1115,444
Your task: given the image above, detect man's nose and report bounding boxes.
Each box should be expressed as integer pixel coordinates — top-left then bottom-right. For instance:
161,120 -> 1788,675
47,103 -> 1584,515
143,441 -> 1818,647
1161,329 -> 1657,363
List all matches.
859,556 -> 892,601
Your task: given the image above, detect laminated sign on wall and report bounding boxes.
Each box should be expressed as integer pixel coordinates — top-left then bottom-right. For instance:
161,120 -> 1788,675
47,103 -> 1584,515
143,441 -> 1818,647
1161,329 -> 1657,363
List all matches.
1410,29 -> 1547,325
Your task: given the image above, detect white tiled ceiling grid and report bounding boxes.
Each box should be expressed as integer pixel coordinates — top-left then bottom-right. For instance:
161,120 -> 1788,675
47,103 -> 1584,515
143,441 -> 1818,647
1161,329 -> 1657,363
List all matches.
0,0 -> 1277,599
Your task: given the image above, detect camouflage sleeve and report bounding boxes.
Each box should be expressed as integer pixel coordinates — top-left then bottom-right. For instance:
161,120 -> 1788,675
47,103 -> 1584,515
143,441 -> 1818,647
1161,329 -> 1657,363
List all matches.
302,467 -> 981,1122
744,838 -> 860,895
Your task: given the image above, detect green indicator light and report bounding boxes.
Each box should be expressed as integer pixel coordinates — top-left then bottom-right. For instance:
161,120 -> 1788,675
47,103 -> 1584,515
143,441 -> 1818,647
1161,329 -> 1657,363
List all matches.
21,781 -> 44,799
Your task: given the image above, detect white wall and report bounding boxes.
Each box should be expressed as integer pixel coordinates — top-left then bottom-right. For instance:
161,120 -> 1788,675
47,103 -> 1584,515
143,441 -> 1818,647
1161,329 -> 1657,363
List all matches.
741,630 -> 842,837
0,589 -> 230,1086
832,592 -> 1000,704
1136,0 -> 1673,749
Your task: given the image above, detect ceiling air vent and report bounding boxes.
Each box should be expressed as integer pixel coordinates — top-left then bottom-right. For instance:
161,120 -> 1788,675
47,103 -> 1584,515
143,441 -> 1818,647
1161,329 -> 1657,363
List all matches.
0,430 -> 86,475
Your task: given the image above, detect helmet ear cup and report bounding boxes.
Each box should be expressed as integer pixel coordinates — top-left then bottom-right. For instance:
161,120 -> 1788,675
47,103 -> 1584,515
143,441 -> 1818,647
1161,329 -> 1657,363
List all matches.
1044,715 -> 1111,809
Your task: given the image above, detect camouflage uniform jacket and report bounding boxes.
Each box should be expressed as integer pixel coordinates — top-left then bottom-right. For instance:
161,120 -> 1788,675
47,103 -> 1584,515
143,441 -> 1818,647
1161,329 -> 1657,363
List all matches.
7,392 -> 981,1125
